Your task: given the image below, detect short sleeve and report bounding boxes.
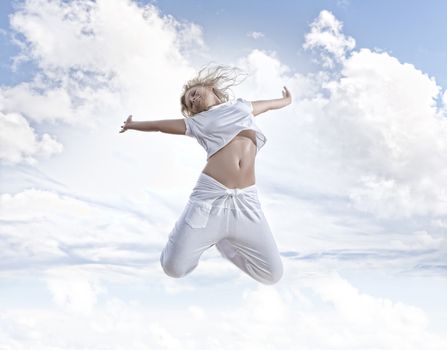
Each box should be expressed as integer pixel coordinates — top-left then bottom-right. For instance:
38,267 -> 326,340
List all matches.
236,98 -> 253,114
184,117 -> 194,137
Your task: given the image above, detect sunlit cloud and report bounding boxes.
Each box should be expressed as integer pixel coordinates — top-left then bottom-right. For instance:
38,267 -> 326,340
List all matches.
0,1 -> 446,348
247,31 -> 265,40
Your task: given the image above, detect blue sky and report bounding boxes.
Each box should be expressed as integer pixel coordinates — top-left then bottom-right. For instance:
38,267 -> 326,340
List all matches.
1,0 -> 446,349
2,0 -> 447,87
150,0 -> 447,85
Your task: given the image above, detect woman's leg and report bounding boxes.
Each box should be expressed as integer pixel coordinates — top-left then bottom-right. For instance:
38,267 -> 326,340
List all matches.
160,204 -> 224,278
215,209 -> 283,285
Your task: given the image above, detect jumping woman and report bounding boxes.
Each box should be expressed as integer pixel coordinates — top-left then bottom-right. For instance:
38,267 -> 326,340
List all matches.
119,64 -> 292,285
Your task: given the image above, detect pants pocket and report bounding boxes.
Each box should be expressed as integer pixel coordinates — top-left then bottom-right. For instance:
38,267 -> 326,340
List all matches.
184,203 -> 211,229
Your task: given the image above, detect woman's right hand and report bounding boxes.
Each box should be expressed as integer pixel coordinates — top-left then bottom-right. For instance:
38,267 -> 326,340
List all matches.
119,115 -> 133,133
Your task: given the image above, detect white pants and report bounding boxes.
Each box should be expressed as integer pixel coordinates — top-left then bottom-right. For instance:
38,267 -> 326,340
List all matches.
160,172 -> 283,285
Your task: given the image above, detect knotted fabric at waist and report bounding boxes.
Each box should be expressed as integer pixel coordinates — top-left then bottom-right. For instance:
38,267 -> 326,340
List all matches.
187,172 -> 262,216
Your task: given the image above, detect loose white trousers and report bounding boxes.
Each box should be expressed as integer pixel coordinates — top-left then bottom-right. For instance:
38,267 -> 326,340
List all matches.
160,172 -> 283,285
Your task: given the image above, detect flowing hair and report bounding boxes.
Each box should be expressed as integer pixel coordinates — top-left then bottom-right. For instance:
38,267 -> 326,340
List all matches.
180,62 -> 249,118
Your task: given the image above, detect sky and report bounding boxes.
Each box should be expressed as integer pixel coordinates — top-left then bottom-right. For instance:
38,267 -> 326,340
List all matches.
0,0 -> 446,349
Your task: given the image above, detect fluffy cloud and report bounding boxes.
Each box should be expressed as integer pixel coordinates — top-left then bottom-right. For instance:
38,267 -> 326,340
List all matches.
0,1 -> 444,277
240,15 -> 447,220
0,2 -> 446,348
247,31 -> 265,40
46,267 -> 107,315
303,9 -> 356,68
0,271 -> 445,349
0,187 -> 175,270
0,111 -> 63,164
2,0 -> 204,129
318,48 -> 447,218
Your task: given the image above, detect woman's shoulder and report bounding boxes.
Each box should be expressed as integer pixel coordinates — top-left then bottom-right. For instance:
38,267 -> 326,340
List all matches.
191,98 -> 245,118
194,100 -> 234,115
208,98 -> 248,110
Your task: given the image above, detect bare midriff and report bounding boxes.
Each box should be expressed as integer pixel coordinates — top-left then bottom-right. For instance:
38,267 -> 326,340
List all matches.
202,129 -> 258,189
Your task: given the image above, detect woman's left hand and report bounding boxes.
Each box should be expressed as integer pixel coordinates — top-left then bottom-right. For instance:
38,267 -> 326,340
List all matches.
282,86 -> 292,105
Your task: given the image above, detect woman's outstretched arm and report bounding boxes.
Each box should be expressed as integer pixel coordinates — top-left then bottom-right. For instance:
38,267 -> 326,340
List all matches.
119,115 -> 187,135
251,86 -> 292,117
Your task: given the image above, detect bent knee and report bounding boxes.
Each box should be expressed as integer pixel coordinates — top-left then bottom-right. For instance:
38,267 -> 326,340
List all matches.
160,258 -> 186,278
160,254 -> 195,278
162,265 -> 185,278
261,262 -> 284,285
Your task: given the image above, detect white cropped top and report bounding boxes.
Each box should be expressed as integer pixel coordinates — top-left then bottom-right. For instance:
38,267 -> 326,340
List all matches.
183,98 -> 267,160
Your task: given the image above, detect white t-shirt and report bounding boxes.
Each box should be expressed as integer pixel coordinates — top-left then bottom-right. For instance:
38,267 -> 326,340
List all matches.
184,98 -> 267,160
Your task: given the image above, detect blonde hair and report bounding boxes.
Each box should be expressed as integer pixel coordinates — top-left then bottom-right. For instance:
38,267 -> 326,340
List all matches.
180,62 -> 249,118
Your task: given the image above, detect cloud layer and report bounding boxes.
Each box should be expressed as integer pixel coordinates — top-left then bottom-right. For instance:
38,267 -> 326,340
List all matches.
0,1 -> 446,349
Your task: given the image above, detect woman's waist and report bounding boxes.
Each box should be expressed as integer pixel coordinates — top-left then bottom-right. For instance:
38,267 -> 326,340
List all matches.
188,172 -> 261,210
203,154 -> 256,189
187,195 -> 262,212
201,168 -> 256,189
207,138 -> 256,165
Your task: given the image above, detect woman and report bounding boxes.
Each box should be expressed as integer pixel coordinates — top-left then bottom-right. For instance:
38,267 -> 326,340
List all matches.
120,64 -> 292,285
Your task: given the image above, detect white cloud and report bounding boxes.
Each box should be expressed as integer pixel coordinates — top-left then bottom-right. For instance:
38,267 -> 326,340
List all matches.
0,1 -> 444,278
9,0 -> 204,72
46,267 -> 107,315
0,188 -> 169,274
238,12 -> 447,220
0,111 -> 63,164
0,3 -> 445,279
303,9 -> 356,68
1,272 -> 445,349
187,305 -> 206,321
335,0 -> 350,7
3,0 -> 205,128
247,31 -> 265,40
323,48 -> 447,218
0,3 -> 446,348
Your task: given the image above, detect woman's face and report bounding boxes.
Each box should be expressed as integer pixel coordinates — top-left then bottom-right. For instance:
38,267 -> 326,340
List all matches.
185,85 -> 218,114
